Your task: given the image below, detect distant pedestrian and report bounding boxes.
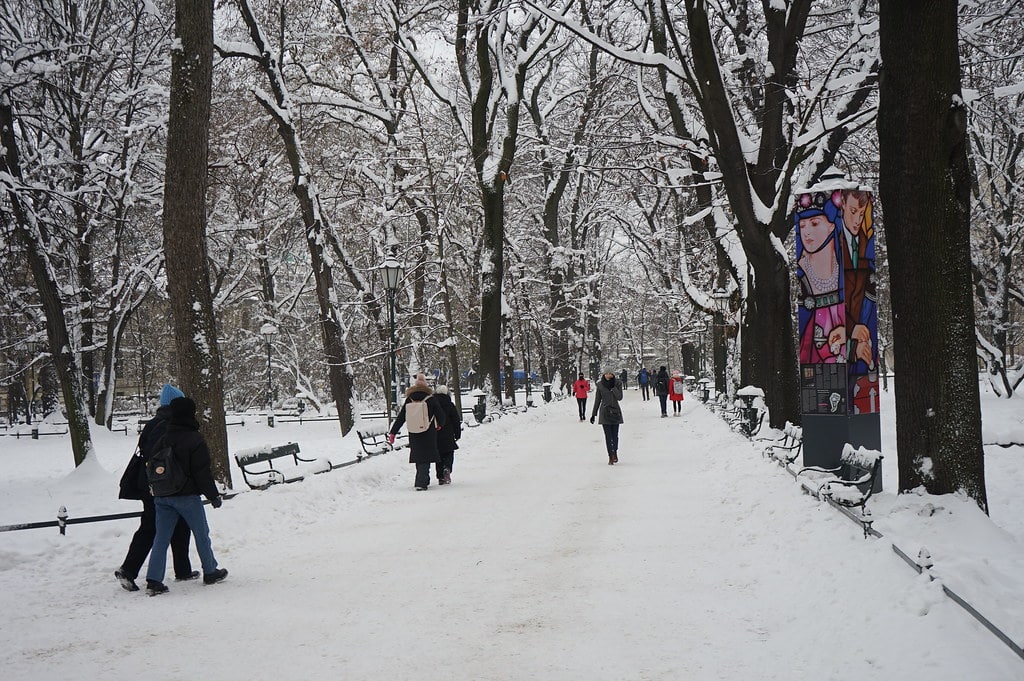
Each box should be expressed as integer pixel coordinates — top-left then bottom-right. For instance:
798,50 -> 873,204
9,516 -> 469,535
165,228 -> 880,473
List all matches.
619,369 -> 628,390
115,384 -> 196,592
145,396 -> 227,596
637,367 -> 650,400
572,373 -> 591,421
433,385 -> 461,485
654,366 -> 670,417
388,373 -> 447,490
590,369 -> 624,464
669,370 -> 685,416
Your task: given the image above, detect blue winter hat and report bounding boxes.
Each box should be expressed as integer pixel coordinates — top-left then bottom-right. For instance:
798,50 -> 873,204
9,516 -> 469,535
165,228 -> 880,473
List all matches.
159,384 -> 185,406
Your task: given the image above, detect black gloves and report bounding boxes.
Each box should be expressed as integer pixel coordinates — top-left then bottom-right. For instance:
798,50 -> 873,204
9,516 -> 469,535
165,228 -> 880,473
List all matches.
210,496 -> 222,508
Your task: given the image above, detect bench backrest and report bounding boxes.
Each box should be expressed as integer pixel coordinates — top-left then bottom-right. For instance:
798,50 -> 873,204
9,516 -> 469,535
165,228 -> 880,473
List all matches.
235,442 -> 300,467
839,444 -> 882,490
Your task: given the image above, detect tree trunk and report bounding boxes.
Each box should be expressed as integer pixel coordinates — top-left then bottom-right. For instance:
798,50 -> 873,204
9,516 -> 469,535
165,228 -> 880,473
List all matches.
743,250 -> 800,425
232,0 -> 356,435
478,185 -> 506,401
1,103 -> 95,466
161,0 -> 232,487
878,0 -> 987,511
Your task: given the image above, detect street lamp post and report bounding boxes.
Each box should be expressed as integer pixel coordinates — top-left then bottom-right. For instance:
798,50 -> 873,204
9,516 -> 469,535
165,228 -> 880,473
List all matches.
711,289 -> 731,399
260,323 -> 278,426
381,259 -> 404,416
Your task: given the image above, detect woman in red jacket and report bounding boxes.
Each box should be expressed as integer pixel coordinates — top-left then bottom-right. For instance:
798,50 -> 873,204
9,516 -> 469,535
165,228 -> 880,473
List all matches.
669,370 -> 685,416
572,373 -> 591,421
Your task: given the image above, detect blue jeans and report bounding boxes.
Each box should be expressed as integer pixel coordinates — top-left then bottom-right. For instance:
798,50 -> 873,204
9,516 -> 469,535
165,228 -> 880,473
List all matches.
602,423 -> 620,455
147,495 -> 218,583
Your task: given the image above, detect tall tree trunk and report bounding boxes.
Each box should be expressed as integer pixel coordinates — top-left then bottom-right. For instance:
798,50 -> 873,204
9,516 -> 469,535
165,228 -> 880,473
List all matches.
161,0 -> 232,487
1,103 -> 95,466
231,0 -> 356,434
879,0 -> 987,511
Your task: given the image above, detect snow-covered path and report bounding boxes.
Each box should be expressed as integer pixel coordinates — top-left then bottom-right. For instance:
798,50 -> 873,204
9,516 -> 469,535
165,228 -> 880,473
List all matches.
1,395 -> 1019,680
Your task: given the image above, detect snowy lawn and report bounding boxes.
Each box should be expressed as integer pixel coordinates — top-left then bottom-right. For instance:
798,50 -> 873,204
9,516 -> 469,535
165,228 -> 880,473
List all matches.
0,387 -> 1022,680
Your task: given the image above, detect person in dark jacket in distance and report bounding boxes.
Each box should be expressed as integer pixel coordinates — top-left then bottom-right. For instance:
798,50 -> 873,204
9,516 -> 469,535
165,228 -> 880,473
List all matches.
115,383 -> 194,592
654,366 -> 670,417
144,396 -> 227,595
388,374 -> 447,490
590,369 -> 624,465
637,367 -> 651,401
433,385 -> 461,485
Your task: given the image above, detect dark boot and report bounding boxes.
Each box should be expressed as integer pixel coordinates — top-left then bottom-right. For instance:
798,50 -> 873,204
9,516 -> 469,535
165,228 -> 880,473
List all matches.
612,452 -> 618,463
608,454 -> 614,465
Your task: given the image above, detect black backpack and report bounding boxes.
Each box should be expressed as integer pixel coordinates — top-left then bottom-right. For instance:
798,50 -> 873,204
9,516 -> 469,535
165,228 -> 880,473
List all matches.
146,437 -> 188,497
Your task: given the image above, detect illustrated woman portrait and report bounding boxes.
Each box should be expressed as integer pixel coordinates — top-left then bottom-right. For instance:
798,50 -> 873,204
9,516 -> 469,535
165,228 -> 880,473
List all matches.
795,191 -> 846,365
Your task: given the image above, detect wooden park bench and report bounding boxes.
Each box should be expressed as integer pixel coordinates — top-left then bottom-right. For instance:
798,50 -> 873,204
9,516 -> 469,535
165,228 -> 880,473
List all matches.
356,425 -> 408,458
797,444 -> 883,535
233,442 -> 327,490
763,422 -> 803,465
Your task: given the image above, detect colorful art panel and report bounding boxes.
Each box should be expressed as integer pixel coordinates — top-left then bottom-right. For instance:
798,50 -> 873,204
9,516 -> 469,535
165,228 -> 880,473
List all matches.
836,189 -> 880,414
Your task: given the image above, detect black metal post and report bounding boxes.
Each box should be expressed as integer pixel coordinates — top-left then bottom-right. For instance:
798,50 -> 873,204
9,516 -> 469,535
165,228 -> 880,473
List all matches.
388,288 -> 398,414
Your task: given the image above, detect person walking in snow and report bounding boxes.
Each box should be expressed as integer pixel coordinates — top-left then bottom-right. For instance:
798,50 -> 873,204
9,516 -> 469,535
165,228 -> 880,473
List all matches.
619,369 -> 628,390
590,369 -> 624,465
433,385 -> 461,485
115,383 -> 196,592
389,373 -> 447,490
669,370 -> 685,416
654,366 -> 670,417
572,373 -> 591,422
637,367 -> 650,401
144,396 -> 227,596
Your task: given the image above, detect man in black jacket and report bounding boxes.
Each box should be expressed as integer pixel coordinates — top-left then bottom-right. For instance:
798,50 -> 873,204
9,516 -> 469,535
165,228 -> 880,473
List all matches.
114,384 -> 195,592
144,396 -> 227,595
433,385 -> 462,485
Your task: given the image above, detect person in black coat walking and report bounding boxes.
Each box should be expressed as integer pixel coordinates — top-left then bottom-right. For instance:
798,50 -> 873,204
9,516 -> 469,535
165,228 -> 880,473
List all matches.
590,369 -> 625,465
654,365 -> 670,417
433,385 -> 462,485
144,397 -> 227,595
114,384 -> 195,592
388,374 -> 448,490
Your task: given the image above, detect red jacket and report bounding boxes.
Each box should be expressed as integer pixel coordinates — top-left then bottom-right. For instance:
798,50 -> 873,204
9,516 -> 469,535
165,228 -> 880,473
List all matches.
669,376 -> 685,402
572,378 -> 591,399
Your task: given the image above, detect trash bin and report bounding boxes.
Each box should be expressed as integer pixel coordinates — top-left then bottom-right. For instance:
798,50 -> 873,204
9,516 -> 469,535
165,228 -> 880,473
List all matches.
735,386 -> 765,436
473,392 -> 487,423
542,383 -> 552,403
267,413 -> 275,428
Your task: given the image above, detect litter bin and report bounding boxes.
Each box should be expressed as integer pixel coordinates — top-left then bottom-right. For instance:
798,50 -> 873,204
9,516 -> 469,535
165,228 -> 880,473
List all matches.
267,413 -> 275,428
542,382 -> 552,403
698,379 -> 710,403
735,386 -> 764,436
473,392 -> 487,423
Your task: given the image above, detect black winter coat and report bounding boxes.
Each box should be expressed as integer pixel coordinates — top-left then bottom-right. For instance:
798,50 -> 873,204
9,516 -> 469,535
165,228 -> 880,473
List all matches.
390,387 -> 447,464
118,405 -> 172,500
654,368 -> 670,397
160,416 -> 221,502
433,391 -> 462,453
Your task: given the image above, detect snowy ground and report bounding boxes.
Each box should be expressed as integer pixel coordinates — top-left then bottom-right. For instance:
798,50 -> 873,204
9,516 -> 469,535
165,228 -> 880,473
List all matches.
1,386 -> 1022,680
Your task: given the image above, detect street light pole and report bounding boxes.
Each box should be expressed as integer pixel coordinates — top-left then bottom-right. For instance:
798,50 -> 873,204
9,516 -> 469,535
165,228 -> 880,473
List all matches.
260,323 -> 278,424
381,259 -> 404,416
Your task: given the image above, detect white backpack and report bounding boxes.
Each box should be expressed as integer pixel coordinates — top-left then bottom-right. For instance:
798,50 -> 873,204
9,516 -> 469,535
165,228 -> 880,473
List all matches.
672,379 -> 684,395
405,396 -> 433,433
